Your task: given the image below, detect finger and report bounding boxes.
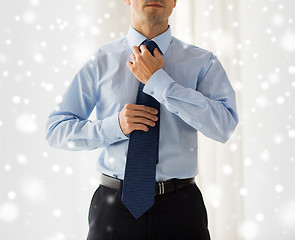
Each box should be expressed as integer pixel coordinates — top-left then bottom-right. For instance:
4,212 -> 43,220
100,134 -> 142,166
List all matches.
133,104 -> 158,114
154,48 -> 162,59
131,46 -> 141,57
133,123 -> 149,132
125,104 -> 158,115
126,61 -> 133,70
140,44 -> 149,54
132,117 -> 156,127
130,53 -> 136,62
129,110 -> 158,121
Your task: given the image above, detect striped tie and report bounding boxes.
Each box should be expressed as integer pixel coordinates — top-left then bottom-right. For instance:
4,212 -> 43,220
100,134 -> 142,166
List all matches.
121,39 -> 161,219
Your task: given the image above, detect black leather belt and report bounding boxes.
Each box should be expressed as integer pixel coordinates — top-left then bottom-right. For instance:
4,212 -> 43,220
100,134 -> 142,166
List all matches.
100,173 -> 195,195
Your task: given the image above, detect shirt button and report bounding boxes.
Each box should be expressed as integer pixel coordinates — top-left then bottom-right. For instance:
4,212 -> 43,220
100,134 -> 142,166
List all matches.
175,111 -> 178,114
150,91 -> 154,95
118,137 -> 122,139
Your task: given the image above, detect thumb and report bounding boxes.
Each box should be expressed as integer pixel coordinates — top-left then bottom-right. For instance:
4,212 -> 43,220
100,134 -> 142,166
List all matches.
153,48 -> 162,59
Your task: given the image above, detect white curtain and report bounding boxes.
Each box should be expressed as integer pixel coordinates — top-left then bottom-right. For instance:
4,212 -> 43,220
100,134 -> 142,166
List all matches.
171,1 -> 244,240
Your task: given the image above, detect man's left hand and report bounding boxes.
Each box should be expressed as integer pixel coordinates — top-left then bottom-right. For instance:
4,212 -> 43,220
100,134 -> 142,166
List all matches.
126,45 -> 164,84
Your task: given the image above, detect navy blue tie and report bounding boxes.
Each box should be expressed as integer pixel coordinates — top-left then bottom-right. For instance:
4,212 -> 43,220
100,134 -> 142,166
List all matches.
122,39 -> 161,219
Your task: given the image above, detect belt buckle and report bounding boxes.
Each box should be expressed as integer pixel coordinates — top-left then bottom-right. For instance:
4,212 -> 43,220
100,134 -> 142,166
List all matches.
156,182 -> 165,195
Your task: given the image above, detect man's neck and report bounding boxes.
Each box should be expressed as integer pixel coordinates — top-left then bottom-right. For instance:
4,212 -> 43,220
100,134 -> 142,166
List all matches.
131,21 -> 169,40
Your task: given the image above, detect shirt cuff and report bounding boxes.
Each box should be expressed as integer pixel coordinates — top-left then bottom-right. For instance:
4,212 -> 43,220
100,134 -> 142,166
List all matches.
143,69 -> 175,103
101,112 -> 129,143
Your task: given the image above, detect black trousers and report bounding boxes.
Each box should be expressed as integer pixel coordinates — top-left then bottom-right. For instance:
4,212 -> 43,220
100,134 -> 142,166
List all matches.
86,182 -> 211,240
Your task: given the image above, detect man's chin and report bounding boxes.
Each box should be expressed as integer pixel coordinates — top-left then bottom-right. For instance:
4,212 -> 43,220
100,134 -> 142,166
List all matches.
144,14 -> 164,24
147,16 -> 163,25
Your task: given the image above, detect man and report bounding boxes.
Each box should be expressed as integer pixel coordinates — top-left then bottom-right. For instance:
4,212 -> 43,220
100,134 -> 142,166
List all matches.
46,0 -> 239,239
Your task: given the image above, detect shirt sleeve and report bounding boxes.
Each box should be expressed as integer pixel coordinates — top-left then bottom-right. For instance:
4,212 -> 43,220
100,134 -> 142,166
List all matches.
45,56 -> 128,151
143,52 -> 239,143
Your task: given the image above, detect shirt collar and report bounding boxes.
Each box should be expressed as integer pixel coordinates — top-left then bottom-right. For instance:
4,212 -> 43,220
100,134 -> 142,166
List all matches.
127,25 -> 172,55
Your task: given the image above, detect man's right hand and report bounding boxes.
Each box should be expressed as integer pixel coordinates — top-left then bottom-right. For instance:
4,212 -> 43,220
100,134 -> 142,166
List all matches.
118,104 -> 159,136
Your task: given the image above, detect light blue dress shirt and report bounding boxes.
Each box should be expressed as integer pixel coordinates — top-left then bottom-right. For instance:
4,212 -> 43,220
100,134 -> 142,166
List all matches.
46,25 -> 239,181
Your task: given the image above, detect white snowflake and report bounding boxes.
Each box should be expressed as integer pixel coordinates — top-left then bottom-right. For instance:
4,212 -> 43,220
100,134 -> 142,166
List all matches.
21,177 -> 48,202
238,220 -> 258,239
52,164 -> 61,173
256,213 -> 264,222
23,10 -> 36,24
288,65 -> 295,74
53,208 -> 62,217
65,167 -> 74,175
280,30 -> 295,52
15,113 -> 38,133
16,154 -> 28,165
0,202 -> 19,222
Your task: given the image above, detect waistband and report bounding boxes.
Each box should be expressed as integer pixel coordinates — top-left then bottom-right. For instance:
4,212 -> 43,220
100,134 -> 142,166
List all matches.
100,173 -> 195,195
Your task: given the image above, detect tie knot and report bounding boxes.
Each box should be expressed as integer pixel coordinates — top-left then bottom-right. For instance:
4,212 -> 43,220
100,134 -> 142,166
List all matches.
140,39 -> 162,56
